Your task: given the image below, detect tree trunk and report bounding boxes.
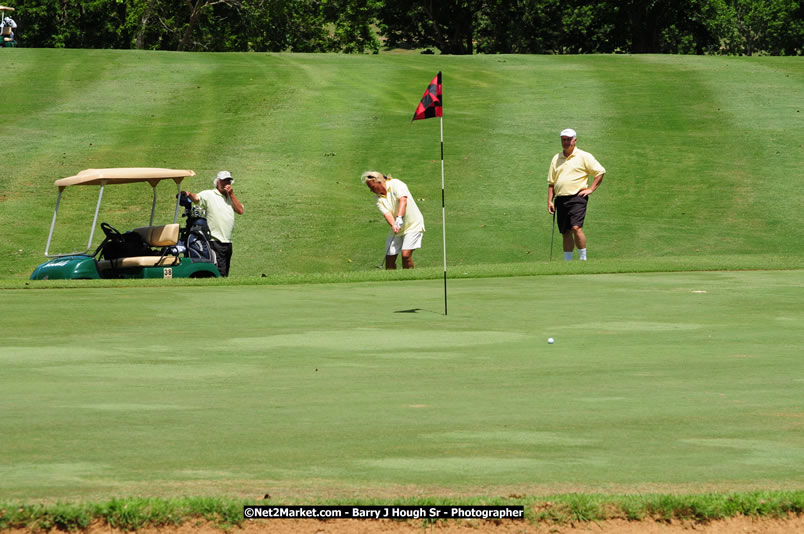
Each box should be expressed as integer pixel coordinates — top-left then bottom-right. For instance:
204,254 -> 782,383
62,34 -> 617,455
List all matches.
423,1 -> 448,53
423,0 -> 473,54
136,0 -> 157,49
465,24 -> 473,55
178,0 -> 203,52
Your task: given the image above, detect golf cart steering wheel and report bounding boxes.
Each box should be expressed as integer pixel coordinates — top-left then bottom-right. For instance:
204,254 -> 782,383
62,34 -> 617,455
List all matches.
100,222 -> 122,238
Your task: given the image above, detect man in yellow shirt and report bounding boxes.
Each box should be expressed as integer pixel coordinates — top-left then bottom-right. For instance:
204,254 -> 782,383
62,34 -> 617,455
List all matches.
547,129 -> 606,261
361,171 -> 425,269
184,171 -> 245,276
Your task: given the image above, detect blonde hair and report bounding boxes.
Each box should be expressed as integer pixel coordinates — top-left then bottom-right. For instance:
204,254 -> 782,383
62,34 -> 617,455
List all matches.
360,171 -> 391,185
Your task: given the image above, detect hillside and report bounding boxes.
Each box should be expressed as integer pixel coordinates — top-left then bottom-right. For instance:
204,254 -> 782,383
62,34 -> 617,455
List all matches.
0,50 -> 801,279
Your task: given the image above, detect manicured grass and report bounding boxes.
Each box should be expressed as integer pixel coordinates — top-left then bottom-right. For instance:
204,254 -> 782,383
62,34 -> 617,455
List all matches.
3,253 -> 801,290
1,50 -> 802,527
2,271 -> 802,501
0,51 -> 801,279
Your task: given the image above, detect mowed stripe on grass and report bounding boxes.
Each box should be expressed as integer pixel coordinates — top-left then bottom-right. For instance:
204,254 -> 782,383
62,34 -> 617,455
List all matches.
1,270 -> 802,500
2,52 -> 802,278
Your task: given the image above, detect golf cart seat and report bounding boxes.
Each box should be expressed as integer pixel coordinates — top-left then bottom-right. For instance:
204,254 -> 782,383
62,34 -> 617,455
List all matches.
97,223 -> 181,272
132,223 -> 180,247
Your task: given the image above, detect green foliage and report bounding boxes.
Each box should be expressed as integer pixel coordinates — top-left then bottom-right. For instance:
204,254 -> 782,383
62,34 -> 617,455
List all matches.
15,0 -> 130,49
0,499 -> 246,531
705,0 -> 804,55
10,0 -> 803,54
15,0 -> 367,52
184,0 -> 331,52
474,0 -> 561,54
378,0 -> 474,53
1,492 -> 803,528
559,2 -> 617,53
324,0 -> 382,53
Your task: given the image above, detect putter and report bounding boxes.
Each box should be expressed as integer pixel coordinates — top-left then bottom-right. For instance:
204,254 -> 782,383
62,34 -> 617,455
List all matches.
549,208 -> 556,261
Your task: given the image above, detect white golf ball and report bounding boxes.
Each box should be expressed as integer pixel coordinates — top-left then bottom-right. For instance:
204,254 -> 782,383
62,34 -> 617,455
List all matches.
547,338 -> 555,344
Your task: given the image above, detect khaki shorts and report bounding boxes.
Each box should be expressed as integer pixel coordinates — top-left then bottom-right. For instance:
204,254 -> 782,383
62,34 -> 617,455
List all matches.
386,231 -> 423,256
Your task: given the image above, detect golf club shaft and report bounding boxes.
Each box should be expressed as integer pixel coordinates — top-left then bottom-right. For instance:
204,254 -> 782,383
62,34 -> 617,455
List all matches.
378,237 -> 392,269
549,208 -> 556,261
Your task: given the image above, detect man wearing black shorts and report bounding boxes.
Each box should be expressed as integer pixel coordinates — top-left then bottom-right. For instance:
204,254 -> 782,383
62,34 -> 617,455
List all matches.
183,171 -> 244,276
547,128 -> 606,261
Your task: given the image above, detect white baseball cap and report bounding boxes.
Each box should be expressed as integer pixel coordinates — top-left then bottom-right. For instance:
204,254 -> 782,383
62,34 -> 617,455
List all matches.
214,170 -> 234,185
560,128 -> 577,138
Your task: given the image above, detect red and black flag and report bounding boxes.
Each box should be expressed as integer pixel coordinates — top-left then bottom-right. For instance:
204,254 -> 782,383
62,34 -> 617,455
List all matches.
411,71 -> 442,122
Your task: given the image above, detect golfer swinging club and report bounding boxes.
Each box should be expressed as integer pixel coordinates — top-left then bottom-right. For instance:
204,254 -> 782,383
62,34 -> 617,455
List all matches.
547,129 -> 606,261
361,171 -> 425,269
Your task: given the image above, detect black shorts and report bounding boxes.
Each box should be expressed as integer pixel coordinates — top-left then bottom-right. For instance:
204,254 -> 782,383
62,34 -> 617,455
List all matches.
210,240 -> 233,277
555,194 -> 588,234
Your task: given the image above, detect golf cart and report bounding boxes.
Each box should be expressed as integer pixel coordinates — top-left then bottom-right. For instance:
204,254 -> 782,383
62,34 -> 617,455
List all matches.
30,168 -> 220,280
1,6 -> 16,47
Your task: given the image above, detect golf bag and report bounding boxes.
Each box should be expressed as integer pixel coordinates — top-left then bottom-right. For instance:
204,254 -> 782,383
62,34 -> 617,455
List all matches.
100,229 -> 154,260
1,17 -> 17,47
178,193 -> 216,264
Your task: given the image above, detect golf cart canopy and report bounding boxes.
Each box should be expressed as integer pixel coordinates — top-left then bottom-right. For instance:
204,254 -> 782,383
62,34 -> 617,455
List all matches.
55,168 -> 196,188
45,167 -> 197,257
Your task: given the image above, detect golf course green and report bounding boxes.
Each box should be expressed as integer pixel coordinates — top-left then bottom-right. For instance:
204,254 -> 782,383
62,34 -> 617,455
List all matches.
0,50 -> 802,527
2,270 -> 803,500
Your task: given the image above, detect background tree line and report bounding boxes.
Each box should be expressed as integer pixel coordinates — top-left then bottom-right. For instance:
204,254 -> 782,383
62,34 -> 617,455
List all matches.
10,0 -> 803,55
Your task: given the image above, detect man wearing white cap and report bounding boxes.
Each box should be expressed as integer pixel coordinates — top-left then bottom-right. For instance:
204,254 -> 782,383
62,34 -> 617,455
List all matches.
183,171 -> 244,276
547,129 -> 606,261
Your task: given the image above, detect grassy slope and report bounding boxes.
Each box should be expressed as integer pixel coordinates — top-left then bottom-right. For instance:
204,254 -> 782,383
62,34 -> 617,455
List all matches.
0,51 -> 801,279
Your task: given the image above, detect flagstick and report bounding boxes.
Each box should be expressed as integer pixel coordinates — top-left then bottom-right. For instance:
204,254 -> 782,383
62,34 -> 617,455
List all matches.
440,116 -> 447,316
410,71 -> 446,315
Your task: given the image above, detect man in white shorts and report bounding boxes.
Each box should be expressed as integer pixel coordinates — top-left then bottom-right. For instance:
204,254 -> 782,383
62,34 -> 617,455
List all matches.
361,171 -> 425,269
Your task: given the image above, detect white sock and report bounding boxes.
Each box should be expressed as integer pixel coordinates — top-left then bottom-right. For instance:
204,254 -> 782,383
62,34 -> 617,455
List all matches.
564,251 -> 573,261
579,248 -> 587,260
